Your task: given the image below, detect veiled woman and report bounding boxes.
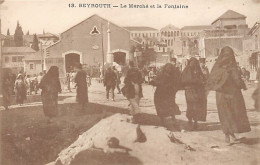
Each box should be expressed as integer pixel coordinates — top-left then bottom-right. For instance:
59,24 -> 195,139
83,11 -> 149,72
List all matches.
39,66 -> 61,118
14,74 -> 27,105
180,57 -> 206,130
207,46 -> 251,143
151,63 -> 181,127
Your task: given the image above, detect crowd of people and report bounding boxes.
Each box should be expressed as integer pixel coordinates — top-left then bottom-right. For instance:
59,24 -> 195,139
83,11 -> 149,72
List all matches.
1,46 -> 259,144
120,46 -> 257,144
2,71 -> 45,109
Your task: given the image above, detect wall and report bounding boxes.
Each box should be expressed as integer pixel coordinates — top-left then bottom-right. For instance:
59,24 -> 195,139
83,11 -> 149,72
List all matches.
24,60 -> 42,75
212,18 -> 246,29
204,37 -> 243,58
47,15 -> 131,76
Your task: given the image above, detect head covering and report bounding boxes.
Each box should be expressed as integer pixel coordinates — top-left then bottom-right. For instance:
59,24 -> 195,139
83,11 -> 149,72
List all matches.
207,46 -> 237,91
40,66 -> 59,83
39,66 -> 61,91
16,74 -> 23,80
180,57 -> 204,85
75,63 -> 82,69
170,57 -> 177,63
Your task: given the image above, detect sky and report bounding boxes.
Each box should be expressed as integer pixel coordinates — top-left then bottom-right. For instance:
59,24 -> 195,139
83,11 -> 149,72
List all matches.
0,0 -> 260,35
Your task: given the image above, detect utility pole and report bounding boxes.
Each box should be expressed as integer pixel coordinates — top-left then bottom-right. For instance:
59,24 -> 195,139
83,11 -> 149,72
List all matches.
101,23 -> 105,76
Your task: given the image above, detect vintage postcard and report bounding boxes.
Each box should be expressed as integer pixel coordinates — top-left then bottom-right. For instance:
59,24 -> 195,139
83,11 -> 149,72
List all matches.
0,0 -> 260,164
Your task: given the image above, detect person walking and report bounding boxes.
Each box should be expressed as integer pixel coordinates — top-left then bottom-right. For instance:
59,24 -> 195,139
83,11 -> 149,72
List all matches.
2,71 -> 13,110
74,63 -> 89,111
150,63 -> 181,127
199,58 -> 209,120
181,57 -> 206,130
14,74 -> 27,105
252,68 -> 260,111
207,46 -> 251,143
123,61 -> 143,123
39,66 -> 61,118
104,66 -> 117,101
113,66 -> 121,94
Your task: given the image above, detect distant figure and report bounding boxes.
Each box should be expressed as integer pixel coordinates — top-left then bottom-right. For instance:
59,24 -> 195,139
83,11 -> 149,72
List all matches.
104,66 -> 117,101
37,72 -> 43,83
113,66 -> 121,94
252,67 -> 260,111
123,61 -> 143,123
2,71 -> 13,110
66,72 -> 71,92
207,46 -> 251,143
25,75 -> 32,95
199,58 -> 209,119
150,63 -> 181,127
14,74 -> 27,105
74,63 -> 89,111
39,66 -> 61,118
33,77 -> 39,94
148,68 -> 156,83
181,57 -> 206,130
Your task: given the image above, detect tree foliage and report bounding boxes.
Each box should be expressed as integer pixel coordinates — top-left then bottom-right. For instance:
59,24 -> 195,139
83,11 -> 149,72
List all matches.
14,21 -> 24,46
31,34 -> 39,51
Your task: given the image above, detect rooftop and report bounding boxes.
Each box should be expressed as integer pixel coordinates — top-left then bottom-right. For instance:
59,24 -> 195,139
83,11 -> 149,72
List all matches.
3,47 -> 36,54
181,25 -> 212,30
123,26 -> 158,31
160,24 -> 180,31
24,51 -> 42,60
212,10 -> 246,24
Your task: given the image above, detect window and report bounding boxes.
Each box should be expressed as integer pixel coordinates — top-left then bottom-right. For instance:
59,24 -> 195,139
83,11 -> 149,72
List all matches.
171,31 -> 173,37
90,26 -> 100,35
17,56 -> 23,62
30,63 -> 34,70
4,56 -> 9,63
12,56 -> 17,62
177,31 -> 179,36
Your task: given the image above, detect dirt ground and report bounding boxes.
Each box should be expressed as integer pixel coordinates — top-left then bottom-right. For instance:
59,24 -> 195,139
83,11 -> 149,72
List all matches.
0,101 -> 130,165
0,81 -> 259,165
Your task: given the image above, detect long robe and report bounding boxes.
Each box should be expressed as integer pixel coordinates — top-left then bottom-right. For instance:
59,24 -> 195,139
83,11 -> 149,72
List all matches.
181,58 -> 206,121
39,67 -> 61,117
14,79 -> 27,104
153,63 -> 180,118
215,68 -> 251,134
75,70 -> 88,104
208,46 -> 251,134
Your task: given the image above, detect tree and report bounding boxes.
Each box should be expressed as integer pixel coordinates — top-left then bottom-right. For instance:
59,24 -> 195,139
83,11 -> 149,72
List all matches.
14,21 -> 24,46
31,34 -> 39,51
26,31 -> 29,35
7,29 -> 10,35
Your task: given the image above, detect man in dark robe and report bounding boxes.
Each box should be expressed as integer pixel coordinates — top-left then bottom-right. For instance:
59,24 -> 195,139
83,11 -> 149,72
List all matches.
207,46 -> 251,143
74,63 -> 88,111
104,66 -> 117,101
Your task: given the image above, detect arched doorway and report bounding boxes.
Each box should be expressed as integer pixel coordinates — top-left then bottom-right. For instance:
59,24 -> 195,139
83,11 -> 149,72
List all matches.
113,52 -> 126,65
65,53 -> 80,72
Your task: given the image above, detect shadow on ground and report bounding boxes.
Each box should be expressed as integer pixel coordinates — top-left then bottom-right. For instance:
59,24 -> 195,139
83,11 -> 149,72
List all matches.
69,149 -> 142,165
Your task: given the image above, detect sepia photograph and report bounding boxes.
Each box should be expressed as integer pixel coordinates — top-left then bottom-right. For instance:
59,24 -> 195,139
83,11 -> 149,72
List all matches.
0,0 -> 260,164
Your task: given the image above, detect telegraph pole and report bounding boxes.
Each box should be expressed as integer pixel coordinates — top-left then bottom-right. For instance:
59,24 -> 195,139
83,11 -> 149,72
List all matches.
101,23 -> 105,76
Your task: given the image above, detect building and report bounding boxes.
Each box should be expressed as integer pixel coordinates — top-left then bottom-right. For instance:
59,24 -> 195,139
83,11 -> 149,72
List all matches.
2,47 -> 36,73
160,24 -> 182,56
124,26 -> 160,49
24,51 -> 43,75
211,10 -> 248,29
45,14 -> 138,77
198,10 -> 250,71
243,21 -> 260,77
